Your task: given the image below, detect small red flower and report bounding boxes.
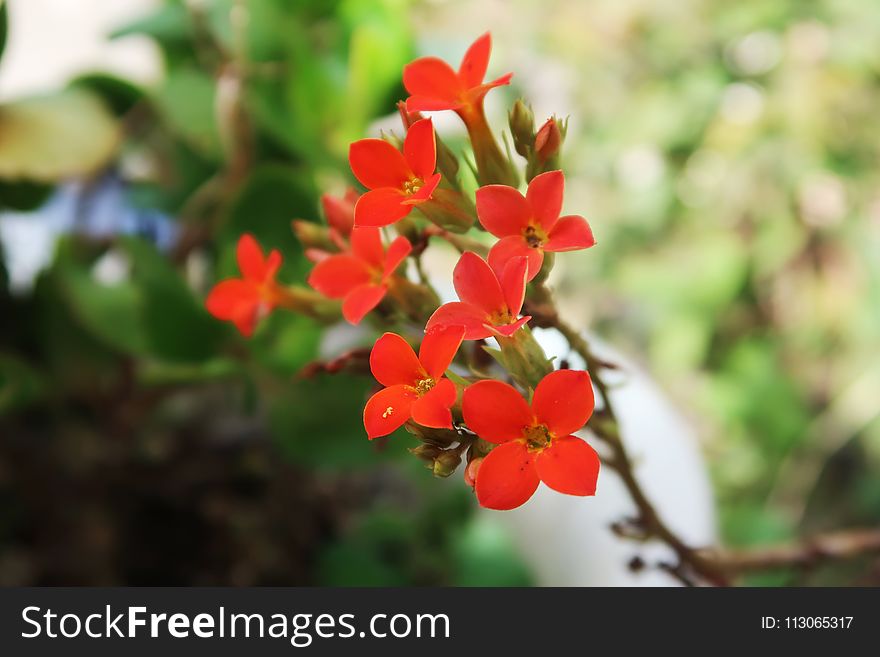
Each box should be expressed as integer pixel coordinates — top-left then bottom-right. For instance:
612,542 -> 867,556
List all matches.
307,226 -> 411,324
364,325 -> 466,439
205,234 -> 282,337
349,118 -> 441,227
426,251 -> 531,340
476,170 -> 595,281
462,370 -> 599,510
403,32 -> 512,115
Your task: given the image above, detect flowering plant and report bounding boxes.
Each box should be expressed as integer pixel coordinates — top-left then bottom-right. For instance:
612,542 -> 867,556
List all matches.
206,32 -> 598,512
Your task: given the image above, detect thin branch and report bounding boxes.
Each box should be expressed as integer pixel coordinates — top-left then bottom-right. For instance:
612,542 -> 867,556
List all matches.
703,528 -> 880,573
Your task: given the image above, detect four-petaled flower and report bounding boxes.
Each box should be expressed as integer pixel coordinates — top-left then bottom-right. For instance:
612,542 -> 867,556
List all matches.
403,32 -> 512,117
476,170 -> 595,281
462,369 -> 599,510
426,251 -> 531,340
307,226 -> 411,324
364,326 -> 466,439
349,118 -> 441,227
205,234 -> 282,338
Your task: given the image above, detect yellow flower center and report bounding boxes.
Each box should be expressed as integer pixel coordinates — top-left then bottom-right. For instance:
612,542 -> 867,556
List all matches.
403,178 -> 424,195
523,224 -> 547,249
522,424 -> 552,451
415,377 -> 436,396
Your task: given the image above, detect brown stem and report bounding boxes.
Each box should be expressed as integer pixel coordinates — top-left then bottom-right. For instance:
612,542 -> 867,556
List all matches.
702,528 -> 880,573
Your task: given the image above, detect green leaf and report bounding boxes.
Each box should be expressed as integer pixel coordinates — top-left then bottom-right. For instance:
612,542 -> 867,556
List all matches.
110,2 -> 190,44
55,256 -> 148,356
0,2 -> 8,65
269,373 -> 404,469
0,89 -> 120,182
0,180 -> 53,211
222,164 -> 316,279
0,353 -> 44,415
70,73 -> 145,117
121,237 -> 226,362
154,68 -> 220,157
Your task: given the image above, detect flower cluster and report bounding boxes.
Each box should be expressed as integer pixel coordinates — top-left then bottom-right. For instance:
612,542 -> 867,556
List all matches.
206,33 -> 599,510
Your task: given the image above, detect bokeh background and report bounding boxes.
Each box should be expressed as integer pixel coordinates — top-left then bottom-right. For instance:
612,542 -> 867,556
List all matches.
1,0 -> 878,586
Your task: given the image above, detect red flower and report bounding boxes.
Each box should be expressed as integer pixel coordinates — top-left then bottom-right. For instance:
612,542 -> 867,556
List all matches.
308,226 -> 411,324
349,118 -> 441,227
426,251 -> 531,340
403,32 -> 512,115
205,234 -> 282,337
476,170 -> 595,281
462,370 -> 599,510
364,326 -> 466,439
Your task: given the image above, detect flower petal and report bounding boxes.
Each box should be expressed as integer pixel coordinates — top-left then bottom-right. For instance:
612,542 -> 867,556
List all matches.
403,57 -> 461,106
205,279 -> 259,321
475,441 -> 539,510
237,234 -> 266,281
498,256 -> 529,316
349,138 -> 411,189
475,184 -> 531,238
342,283 -> 386,324
488,236 -> 544,282
411,378 -> 457,429
535,436 -> 600,496
354,187 -> 412,227
488,315 -> 531,338
403,118 -> 437,182
453,251 -> 505,314
532,370 -> 595,437
383,235 -> 412,279
419,324 -> 465,379
426,302 -> 493,341
458,32 -> 491,88
369,332 -> 424,387
526,170 -> 564,231
462,379 -> 533,444
349,226 -> 384,269
363,384 -> 417,439
462,74 -> 513,107
544,214 -> 596,252
307,254 -> 371,298
405,95 -> 462,112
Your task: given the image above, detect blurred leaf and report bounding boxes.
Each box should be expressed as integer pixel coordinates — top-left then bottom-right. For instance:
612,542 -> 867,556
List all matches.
0,90 -> 120,182
452,516 -> 533,586
269,373 -> 401,469
0,2 -> 7,65
154,68 -> 220,157
54,254 -> 148,356
121,237 -> 226,362
0,353 -> 44,415
110,1 -> 190,45
223,164 -> 316,278
0,180 -> 52,212
138,357 -> 244,386
70,73 -> 145,117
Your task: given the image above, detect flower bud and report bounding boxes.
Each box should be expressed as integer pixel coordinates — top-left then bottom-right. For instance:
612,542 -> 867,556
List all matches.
291,220 -> 336,257
274,285 -> 343,323
410,444 -> 444,463
463,457 -> 483,488
508,100 -> 535,158
320,189 -> 358,237
432,450 -> 462,478
527,117 -> 566,181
